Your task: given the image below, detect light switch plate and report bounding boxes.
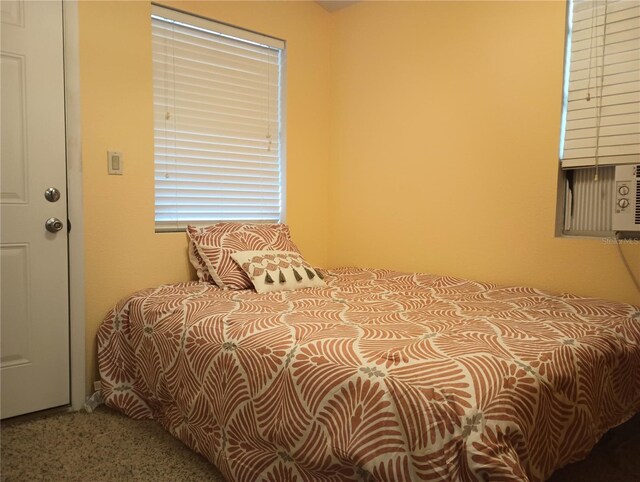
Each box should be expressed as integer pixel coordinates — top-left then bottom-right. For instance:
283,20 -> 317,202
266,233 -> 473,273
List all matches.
107,151 -> 123,175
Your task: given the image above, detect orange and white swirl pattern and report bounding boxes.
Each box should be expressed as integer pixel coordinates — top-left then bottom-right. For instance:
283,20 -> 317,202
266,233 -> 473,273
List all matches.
187,223 -> 300,290
97,268 -> 640,482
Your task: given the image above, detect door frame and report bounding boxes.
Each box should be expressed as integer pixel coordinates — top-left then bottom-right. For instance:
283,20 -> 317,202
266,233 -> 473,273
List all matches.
63,0 -> 86,411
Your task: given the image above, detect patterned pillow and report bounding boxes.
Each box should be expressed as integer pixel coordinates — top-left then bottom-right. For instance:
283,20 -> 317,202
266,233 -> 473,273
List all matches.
188,239 -> 214,283
231,250 -> 326,293
187,223 -> 301,290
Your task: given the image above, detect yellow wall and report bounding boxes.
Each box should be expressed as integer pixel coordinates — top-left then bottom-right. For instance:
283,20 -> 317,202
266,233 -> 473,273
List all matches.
79,0 -> 639,391
328,0 -> 640,306
78,1 -> 332,390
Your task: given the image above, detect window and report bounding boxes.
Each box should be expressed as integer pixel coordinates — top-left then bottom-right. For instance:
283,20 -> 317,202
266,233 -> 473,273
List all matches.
558,0 -> 639,236
151,6 -> 285,231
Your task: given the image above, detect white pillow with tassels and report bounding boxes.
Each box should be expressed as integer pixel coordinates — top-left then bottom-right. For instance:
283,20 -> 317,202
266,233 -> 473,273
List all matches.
230,250 -> 326,293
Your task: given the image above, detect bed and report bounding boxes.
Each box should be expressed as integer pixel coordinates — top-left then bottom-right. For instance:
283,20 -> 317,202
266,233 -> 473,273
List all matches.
98,267 -> 640,482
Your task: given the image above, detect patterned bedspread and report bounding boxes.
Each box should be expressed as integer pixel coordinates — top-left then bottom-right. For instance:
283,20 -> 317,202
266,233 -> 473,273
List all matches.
97,268 -> 640,481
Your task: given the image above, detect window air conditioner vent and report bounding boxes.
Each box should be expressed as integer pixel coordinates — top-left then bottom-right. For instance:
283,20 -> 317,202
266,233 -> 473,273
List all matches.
612,165 -> 640,233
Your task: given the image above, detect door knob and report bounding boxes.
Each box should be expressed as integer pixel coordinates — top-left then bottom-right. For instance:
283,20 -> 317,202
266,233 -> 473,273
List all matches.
45,217 -> 64,233
44,187 -> 61,202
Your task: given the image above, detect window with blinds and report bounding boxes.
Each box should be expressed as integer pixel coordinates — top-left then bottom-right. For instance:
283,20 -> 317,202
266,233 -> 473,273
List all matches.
558,0 -> 639,236
151,5 -> 285,231
560,0 -> 640,169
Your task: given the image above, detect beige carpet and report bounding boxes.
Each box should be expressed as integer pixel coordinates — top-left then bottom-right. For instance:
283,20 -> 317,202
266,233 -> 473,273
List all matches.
1,406 -> 226,482
1,406 -> 639,481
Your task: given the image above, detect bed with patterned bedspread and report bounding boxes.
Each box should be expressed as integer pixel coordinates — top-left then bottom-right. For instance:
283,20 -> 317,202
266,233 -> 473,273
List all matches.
97,268 -> 640,481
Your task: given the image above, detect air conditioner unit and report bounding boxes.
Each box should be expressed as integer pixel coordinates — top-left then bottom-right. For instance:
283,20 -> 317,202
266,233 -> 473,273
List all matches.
612,164 -> 640,233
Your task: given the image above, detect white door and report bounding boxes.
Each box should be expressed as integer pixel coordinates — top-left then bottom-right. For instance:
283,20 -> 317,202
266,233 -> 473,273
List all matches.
1,0 -> 70,418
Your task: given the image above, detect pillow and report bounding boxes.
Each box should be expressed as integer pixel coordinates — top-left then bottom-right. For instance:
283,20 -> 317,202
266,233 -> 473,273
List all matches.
231,250 -> 326,293
187,223 -> 301,290
188,239 -> 214,283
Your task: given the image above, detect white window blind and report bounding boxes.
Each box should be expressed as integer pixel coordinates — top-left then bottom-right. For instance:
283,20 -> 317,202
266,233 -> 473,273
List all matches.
560,0 -> 640,169
151,5 -> 285,231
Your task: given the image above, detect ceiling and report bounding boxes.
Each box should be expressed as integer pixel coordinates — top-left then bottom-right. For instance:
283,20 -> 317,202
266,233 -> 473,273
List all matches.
316,1 -> 360,13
